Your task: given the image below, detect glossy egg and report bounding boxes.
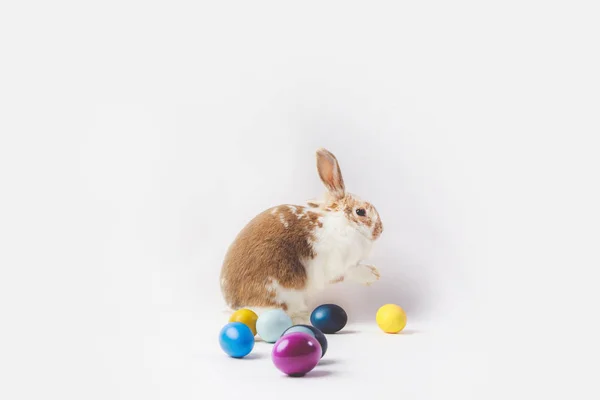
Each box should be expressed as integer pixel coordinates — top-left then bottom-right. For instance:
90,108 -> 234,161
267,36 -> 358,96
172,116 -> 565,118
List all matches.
256,309 -> 293,343
272,332 -> 322,377
219,322 -> 255,358
282,324 -> 328,357
228,308 -> 258,336
310,304 -> 348,334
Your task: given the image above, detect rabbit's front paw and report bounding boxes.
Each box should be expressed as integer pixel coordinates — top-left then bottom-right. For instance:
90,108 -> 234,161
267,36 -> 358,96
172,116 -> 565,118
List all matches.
346,264 -> 380,286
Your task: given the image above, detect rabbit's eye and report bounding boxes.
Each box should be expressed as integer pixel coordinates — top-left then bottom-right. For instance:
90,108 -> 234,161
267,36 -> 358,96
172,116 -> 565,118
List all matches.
356,208 -> 366,217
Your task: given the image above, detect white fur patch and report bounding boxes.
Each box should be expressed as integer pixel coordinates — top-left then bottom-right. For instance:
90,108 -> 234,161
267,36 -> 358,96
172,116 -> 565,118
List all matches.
304,210 -> 374,293
266,280 -> 276,294
271,207 -> 278,215
289,205 -> 306,219
267,279 -> 307,314
279,213 -> 289,228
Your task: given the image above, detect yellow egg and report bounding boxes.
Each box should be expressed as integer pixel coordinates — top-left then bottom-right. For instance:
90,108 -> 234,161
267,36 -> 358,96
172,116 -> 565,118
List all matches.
229,309 -> 258,336
376,304 -> 407,334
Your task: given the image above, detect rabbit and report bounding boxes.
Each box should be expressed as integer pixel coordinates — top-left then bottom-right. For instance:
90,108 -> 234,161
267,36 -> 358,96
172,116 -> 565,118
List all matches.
219,148 -> 383,324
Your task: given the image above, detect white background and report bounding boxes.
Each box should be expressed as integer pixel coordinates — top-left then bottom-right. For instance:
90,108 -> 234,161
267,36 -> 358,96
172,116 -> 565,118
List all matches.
1,1 -> 599,399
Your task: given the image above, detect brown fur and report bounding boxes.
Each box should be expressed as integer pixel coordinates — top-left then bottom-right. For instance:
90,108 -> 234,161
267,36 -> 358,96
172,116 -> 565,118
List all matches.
372,211 -> 383,240
220,205 -> 319,309
329,195 -> 384,240
306,210 -> 323,228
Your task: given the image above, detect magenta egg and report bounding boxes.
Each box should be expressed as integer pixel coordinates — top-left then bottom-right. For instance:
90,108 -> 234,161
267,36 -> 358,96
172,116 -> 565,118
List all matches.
271,332 -> 322,377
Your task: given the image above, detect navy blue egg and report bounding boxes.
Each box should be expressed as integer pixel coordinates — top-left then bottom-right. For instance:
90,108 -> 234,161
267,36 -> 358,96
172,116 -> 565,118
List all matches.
310,304 -> 348,334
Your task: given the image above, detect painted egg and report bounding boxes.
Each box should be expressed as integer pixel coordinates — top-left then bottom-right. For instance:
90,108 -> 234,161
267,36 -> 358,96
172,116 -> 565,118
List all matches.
282,324 -> 328,357
219,322 -> 255,358
272,332 -> 322,377
256,309 -> 293,343
310,304 -> 348,334
229,308 -> 258,336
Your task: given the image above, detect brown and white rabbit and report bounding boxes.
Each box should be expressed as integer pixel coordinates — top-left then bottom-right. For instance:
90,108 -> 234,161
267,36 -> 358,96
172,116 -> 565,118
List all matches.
219,148 -> 383,324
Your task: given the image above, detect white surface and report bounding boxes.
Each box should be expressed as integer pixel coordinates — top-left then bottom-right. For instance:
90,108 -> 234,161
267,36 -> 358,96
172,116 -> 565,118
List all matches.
134,319 -> 487,400
1,1 -> 599,399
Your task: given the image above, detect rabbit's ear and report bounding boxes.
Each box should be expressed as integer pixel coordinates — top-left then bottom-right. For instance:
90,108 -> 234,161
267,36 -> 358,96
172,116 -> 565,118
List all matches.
316,148 -> 346,200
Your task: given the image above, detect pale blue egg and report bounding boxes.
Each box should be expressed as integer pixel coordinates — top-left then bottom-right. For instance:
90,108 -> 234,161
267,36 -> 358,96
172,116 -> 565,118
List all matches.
256,309 -> 293,343
283,325 -> 314,337
282,324 -> 328,357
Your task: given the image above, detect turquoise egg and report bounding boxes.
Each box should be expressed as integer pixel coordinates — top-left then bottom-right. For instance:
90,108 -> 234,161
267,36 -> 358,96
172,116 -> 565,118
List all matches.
256,309 -> 293,343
